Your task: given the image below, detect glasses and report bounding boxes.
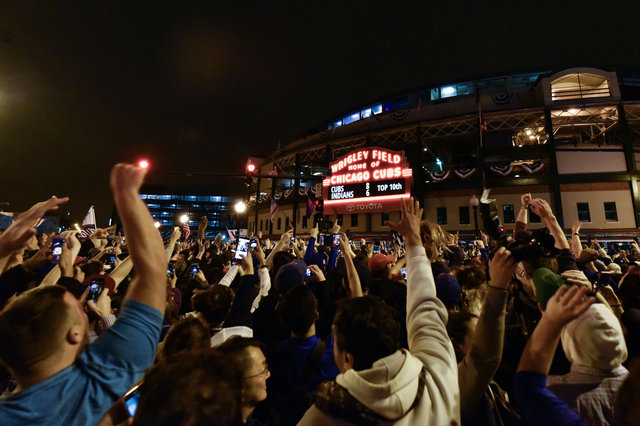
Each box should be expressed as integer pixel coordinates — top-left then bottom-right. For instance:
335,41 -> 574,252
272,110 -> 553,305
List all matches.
244,362 -> 269,380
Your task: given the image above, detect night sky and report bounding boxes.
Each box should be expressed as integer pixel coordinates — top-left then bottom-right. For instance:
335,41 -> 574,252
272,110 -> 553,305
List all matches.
2,1 -> 640,224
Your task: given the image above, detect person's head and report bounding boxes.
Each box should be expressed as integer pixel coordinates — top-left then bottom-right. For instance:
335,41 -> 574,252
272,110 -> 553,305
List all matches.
0,285 -> 88,379
278,285 -> 317,337
618,274 -> 640,310
446,310 -> 479,362
217,337 -> 269,411
561,303 -> 627,370
80,259 -> 104,276
435,273 -> 462,309
332,296 -> 401,372
192,286 -> 235,327
134,350 -> 242,425
161,316 -> 211,361
419,220 -> 448,260
368,254 -> 395,279
274,260 -> 306,294
456,264 -> 486,290
271,251 -> 296,278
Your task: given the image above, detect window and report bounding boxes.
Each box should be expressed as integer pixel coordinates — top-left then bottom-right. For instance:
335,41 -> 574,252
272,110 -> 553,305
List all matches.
529,209 -> 542,223
551,72 -> 610,101
351,213 -> 358,227
503,205 -> 515,224
577,202 -> 591,222
372,104 -> 382,114
334,120 -> 343,128
337,214 -> 343,226
277,217 -> 282,230
381,212 -> 390,226
302,216 -> 308,229
604,202 -> 618,221
285,217 -> 290,230
437,207 -> 447,225
343,112 -> 361,125
459,206 -> 470,225
361,108 -> 372,119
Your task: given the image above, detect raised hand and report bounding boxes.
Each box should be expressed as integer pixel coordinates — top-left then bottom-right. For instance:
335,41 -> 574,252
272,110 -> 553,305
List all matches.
529,198 -> 553,220
110,163 -> 148,197
521,193 -> 531,207
87,289 -> 113,318
308,264 -> 325,283
384,198 -> 423,247
571,220 -> 582,235
239,248 -> 254,276
310,223 -> 319,240
0,196 -> 69,258
544,285 -> 594,327
488,246 -> 517,289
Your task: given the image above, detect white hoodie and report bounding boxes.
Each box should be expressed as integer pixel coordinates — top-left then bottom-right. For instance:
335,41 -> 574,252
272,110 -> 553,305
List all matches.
299,245 -> 460,425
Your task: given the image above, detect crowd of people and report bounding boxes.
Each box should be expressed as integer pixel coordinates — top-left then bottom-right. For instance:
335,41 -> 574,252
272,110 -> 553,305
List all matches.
0,163 -> 639,425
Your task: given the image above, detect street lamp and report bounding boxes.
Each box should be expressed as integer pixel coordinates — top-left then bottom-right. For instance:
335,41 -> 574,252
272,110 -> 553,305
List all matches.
234,201 -> 247,213
179,214 -> 189,224
470,194 -> 480,239
154,221 -> 161,228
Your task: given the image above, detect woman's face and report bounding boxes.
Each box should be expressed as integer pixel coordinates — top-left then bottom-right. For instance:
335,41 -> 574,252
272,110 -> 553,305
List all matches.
242,346 -> 270,406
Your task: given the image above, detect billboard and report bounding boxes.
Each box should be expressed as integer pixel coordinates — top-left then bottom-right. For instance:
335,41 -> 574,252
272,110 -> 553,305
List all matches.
322,147 -> 413,215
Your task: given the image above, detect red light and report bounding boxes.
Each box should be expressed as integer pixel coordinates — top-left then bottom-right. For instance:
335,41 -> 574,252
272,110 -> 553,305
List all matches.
138,160 -> 149,169
246,163 -> 256,173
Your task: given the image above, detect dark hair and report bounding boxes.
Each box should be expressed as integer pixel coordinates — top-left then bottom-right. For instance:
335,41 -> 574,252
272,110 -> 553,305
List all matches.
446,310 -> 478,362
0,285 -> 72,373
279,285 -> 317,336
456,265 -> 486,290
217,337 -> 266,375
192,286 -> 235,327
332,296 -> 401,371
522,255 -> 558,277
134,350 -> 242,426
162,316 -> 211,360
271,251 -> 296,278
80,259 -> 104,276
619,274 -> 640,310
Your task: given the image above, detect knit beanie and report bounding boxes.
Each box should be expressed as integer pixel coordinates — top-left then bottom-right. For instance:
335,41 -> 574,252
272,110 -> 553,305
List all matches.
532,267 -> 570,309
435,273 -> 461,307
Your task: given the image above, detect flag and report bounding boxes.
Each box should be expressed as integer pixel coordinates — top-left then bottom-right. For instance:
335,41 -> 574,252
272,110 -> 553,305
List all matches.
226,227 -> 237,241
306,194 -> 315,219
270,198 -> 279,223
183,222 -> 191,241
80,206 -> 96,239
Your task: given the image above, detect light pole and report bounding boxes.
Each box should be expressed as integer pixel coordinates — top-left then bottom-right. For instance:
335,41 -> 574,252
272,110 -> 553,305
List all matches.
470,194 -> 479,239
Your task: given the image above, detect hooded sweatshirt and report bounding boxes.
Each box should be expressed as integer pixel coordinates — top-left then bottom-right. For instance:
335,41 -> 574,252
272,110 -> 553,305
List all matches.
298,245 -> 460,425
547,303 -> 629,426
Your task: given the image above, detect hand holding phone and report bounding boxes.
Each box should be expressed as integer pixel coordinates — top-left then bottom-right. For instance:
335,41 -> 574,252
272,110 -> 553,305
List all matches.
236,237 -> 250,260
191,263 -> 199,278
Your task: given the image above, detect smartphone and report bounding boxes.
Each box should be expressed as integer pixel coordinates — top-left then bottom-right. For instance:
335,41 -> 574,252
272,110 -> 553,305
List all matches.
305,268 -> 311,277
167,263 -> 175,279
373,245 -> 380,254
122,381 -> 143,417
400,268 -> 407,283
290,237 -> 295,244
354,241 -> 361,248
191,263 -> 199,278
51,236 -> 66,261
250,239 -> 257,252
89,279 -> 103,302
235,237 -> 250,260
332,234 -> 340,247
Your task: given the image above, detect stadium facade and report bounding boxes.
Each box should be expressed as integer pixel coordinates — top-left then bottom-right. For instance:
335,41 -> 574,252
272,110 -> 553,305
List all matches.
246,67 -> 640,240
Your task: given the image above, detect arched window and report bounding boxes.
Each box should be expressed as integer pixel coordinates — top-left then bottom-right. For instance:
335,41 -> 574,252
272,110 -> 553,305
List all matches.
551,72 -> 610,101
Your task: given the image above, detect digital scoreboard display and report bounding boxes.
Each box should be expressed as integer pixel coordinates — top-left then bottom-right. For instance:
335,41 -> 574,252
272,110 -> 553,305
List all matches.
328,179 -> 406,200
323,147 -> 413,214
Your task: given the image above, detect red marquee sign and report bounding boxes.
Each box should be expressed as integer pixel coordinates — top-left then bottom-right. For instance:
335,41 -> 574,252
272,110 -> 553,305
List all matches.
322,147 -> 413,215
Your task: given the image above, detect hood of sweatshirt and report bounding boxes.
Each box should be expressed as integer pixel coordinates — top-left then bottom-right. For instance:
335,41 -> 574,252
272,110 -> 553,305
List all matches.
336,348 -> 423,420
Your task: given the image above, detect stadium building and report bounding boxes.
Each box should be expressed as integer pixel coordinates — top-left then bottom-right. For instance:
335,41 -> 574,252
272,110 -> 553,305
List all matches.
247,67 -> 640,240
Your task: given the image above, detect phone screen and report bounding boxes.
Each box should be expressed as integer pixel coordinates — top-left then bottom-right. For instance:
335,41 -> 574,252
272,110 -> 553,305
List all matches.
306,268 -> 311,277
89,280 -> 103,302
167,263 -> 175,279
236,238 -> 250,260
122,382 -> 143,417
332,234 -> 340,247
191,263 -> 199,278
51,236 -> 66,260
373,245 -> 380,254
400,268 -> 407,283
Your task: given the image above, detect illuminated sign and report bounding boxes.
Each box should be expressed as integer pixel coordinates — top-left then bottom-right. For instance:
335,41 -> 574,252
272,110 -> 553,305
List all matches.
323,147 -> 413,214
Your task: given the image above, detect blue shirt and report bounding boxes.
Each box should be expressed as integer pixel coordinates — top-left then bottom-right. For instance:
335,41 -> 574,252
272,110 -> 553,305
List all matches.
0,300 -> 162,425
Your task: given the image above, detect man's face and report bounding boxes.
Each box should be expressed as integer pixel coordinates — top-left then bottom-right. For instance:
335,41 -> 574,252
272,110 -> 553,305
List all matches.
62,291 -> 90,351
242,346 -> 269,406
